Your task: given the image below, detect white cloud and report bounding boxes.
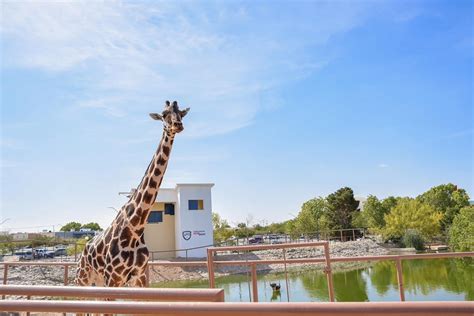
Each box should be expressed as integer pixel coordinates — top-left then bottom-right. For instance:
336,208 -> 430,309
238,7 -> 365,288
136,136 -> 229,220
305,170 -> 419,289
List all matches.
378,163 -> 389,168
1,1 -> 380,137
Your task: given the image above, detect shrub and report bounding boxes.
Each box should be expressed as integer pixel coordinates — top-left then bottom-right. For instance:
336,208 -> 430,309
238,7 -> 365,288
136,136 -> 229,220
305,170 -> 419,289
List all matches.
449,206 -> 474,252
401,229 -> 425,251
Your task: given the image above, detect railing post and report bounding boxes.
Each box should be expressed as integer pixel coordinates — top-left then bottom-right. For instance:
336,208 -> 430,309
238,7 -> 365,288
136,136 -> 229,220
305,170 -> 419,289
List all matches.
3,264 -> 8,285
396,258 -> 405,301
250,263 -> 258,302
74,243 -> 78,262
207,248 -> 215,288
63,265 -> 69,286
2,264 -> 8,299
145,264 -> 150,287
352,229 -> 356,241
323,242 -> 335,302
26,295 -> 31,316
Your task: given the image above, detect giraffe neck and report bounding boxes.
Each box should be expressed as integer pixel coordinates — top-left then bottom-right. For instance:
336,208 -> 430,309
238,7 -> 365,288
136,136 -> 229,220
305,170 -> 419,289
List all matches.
123,129 -> 175,232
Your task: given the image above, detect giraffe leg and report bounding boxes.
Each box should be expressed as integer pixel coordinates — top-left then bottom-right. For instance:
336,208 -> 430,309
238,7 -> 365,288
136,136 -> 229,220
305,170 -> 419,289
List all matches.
130,273 -> 147,287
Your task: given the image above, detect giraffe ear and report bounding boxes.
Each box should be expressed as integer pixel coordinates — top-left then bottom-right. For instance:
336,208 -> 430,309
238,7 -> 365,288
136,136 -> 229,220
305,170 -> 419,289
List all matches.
149,113 -> 163,121
180,107 -> 190,118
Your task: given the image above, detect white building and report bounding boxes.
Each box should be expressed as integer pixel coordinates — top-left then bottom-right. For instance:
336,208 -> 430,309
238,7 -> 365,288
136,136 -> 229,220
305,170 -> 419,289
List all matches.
143,183 -> 214,259
355,196 -> 367,211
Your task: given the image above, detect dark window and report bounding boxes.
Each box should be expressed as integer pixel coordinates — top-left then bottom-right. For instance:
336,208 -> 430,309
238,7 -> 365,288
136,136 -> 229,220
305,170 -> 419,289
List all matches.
164,203 -> 175,215
148,211 -> 163,223
188,200 -> 204,210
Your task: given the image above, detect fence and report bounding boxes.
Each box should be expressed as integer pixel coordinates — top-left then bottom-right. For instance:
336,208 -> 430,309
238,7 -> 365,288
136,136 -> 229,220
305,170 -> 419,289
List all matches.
0,301 -> 472,315
149,229 -> 368,259
1,243 -> 473,303
207,241 -> 335,302
206,245 -> 474,303
0,284 -> 224,302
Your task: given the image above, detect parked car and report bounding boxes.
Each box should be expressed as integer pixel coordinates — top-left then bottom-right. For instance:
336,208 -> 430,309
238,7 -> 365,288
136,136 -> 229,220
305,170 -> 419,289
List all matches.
44,250 -> 56,258
249,235 -> 264,244
271,239 -> 283,244
15,249 -> 33,260
54,248 -> 67,256
33,248 -> 46,259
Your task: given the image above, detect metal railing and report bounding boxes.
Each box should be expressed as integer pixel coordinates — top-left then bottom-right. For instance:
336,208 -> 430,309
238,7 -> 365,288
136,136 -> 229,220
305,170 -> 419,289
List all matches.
0,284 -> 224,302
205,244 -> 474,303
0,301 -> 472,315
207,241 -> 335,302
148,229 -> 369,259
1,243 -> 473,304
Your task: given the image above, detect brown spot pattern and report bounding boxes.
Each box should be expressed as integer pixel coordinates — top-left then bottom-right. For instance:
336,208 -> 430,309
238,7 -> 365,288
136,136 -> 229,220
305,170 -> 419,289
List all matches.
143,191 -> 153,204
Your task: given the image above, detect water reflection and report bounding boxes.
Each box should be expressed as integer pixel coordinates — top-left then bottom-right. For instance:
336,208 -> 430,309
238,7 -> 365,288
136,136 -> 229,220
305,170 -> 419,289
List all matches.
152,258 -> 473,302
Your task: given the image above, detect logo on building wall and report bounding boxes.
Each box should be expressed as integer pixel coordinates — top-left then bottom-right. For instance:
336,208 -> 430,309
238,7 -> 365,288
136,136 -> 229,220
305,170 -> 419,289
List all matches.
193,230 -> 206,236
182,230 -> 192,240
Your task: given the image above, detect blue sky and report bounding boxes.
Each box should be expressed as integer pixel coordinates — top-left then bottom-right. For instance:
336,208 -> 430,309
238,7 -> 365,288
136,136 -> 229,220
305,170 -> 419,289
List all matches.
1,1 -> 472,232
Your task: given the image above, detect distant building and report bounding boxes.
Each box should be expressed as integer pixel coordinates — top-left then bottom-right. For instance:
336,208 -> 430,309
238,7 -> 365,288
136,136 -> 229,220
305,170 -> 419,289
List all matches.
143,183 -> 214,259
11,233 -> 42,241
55,230 -> 97,239
11,233 -> 28,241
355,196 -> 367,212
39,231 -> 55,238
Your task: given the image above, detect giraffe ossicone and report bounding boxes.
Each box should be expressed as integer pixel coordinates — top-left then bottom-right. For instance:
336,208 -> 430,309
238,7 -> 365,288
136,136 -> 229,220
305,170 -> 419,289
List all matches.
75,100 -> 189,287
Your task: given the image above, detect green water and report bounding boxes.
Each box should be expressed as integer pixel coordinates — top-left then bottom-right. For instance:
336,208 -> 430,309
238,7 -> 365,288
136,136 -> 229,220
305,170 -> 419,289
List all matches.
152,258 -> 473,302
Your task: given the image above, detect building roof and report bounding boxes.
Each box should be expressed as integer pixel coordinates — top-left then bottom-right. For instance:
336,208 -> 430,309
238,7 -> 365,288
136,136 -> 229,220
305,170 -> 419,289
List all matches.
175,183 -> 214,188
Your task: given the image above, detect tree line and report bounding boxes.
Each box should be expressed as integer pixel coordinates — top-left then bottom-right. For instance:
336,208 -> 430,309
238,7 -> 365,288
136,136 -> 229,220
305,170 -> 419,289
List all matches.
60,222 -> 103,232
213,183 -> 473,252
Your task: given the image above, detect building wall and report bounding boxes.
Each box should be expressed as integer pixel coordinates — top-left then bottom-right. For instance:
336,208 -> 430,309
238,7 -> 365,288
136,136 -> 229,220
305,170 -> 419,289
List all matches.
144,201 -> 176,259
174,184 -> 214,258
12,233 -> 28,241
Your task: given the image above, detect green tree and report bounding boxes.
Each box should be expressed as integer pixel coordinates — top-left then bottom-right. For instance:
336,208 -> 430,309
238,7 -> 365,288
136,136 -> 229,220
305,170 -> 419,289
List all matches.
60,222 -> 82,232
67,237 -> 90,256
212,213 -> 233,243
360,195 -> 398,233
417,183 -> 470,231
295,197 -> 328,234
266,221 -> 287,234
0,235 -> 14,255
30,235 -> 56,247
448,206 -> 474,252
351,211 -> 367,228
285,219 -> 300,239
382,198 -> 443,240
81,222 -> 102,231
326,187 -> 359,230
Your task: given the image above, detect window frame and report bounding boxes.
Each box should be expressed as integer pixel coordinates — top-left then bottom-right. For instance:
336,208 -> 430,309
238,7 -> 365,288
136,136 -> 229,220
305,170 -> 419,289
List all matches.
188,199 -> 204,210
147,210 -> 163,223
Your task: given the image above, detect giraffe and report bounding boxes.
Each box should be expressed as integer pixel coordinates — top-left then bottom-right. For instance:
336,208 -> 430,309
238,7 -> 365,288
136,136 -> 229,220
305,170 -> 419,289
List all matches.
75,100 -> 189,287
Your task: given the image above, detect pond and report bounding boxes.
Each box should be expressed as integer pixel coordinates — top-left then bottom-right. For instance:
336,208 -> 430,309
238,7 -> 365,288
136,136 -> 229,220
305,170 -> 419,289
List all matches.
152,258 -> 473,302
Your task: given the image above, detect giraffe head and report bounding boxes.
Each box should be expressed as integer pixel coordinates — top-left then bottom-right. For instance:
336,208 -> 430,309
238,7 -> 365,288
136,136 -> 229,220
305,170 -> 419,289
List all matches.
149,100 -> 190,134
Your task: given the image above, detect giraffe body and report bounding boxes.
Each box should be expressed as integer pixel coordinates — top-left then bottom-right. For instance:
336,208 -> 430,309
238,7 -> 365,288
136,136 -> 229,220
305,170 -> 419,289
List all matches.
75,101 -> 189,287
